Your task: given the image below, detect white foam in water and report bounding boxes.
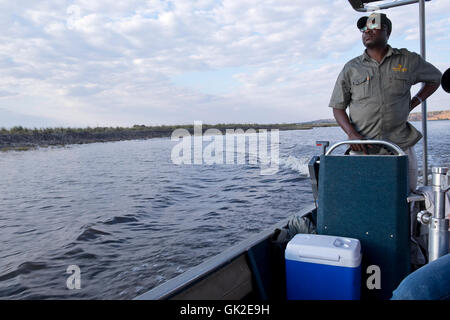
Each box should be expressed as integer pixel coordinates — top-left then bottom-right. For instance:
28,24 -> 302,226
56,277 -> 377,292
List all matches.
279,155 -> 311,176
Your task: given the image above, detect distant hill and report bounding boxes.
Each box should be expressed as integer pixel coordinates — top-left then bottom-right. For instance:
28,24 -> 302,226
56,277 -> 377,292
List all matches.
299,119 -> 337,125
301,110 -> 450,125
408,110 -> 450,121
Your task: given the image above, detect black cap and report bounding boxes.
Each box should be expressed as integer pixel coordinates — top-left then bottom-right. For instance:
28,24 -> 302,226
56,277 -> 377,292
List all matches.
357,13 -> 392,36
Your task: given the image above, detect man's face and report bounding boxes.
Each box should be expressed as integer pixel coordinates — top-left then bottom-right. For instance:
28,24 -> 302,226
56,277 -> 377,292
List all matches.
362,25 -> 389,49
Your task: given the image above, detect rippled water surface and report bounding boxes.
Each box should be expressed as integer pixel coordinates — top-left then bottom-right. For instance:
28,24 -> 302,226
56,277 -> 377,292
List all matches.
0,121 -> 448,299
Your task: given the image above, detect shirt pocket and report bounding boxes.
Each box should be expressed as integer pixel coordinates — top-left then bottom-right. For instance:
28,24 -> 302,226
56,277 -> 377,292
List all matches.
351,74 -> 371,101
386,74 -> 410,98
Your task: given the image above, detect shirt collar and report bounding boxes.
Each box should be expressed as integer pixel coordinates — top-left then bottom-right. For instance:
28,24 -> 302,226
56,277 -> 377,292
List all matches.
361,45 -> 395,62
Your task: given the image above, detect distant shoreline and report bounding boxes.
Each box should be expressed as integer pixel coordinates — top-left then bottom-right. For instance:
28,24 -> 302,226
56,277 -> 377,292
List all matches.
408,109 -> 450,122
1,116 -> 448,152
0,122 -> 338,152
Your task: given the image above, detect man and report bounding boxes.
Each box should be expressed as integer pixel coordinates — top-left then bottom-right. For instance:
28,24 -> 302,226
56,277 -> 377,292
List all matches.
391,253 -> 450,300
329,13 -> 442,192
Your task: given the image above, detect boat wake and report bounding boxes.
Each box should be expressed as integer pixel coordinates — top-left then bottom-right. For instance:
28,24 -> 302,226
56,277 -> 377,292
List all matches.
278,155 -> 311,177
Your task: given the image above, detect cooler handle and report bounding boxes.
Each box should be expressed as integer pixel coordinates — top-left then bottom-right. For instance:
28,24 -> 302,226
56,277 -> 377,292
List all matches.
298,253 -> 340,263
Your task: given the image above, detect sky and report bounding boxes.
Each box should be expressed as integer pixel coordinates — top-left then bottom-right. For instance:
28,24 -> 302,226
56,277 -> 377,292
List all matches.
0,0 -> 449,128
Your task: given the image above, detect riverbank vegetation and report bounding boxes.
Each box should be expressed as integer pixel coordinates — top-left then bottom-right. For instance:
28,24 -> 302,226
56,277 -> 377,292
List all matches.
3,108 -> 449,152
0,122 -> 338,151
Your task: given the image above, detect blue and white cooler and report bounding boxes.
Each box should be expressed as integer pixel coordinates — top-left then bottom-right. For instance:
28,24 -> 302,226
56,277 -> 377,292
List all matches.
285,234 -> 362,300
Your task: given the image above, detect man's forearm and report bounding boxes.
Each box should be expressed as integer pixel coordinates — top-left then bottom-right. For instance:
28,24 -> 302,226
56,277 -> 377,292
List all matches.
333,108 -> 369,153
333,108 -> 358,136
410,83 -> 440,111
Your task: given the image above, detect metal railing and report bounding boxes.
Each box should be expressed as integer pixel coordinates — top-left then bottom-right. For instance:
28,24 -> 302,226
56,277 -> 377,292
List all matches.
325,140 -> 405,156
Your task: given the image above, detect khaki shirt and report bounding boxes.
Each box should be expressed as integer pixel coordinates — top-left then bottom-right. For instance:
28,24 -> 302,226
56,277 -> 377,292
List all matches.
329,45 -> 442,149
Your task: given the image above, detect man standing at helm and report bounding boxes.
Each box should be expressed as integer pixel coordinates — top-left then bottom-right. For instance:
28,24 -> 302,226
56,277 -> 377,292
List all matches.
329,13 -> 442,192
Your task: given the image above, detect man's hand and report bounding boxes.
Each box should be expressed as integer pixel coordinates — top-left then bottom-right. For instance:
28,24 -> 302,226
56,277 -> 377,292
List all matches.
347,131 -> 372,154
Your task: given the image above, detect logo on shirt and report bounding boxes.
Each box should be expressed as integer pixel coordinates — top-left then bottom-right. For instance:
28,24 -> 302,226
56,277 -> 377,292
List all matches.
392,64 -> 407,72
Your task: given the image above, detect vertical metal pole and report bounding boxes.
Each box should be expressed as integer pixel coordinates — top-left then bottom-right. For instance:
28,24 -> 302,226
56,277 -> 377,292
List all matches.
428,167 -> 449,262
419,0 -> 428,185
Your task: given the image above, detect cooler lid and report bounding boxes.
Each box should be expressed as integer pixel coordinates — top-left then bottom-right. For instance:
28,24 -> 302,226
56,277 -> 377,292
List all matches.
285,234 -> 361,268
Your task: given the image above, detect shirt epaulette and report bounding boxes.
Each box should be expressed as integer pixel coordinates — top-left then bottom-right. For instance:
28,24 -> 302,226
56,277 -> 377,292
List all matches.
392,48 -> 410,56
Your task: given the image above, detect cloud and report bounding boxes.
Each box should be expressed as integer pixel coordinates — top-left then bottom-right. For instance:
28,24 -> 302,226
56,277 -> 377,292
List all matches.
0,0 -> 448,128
0,90 -> 18,98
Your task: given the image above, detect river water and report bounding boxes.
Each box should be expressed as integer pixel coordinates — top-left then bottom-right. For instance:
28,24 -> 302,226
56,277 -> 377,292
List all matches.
0,121 -> 448,299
